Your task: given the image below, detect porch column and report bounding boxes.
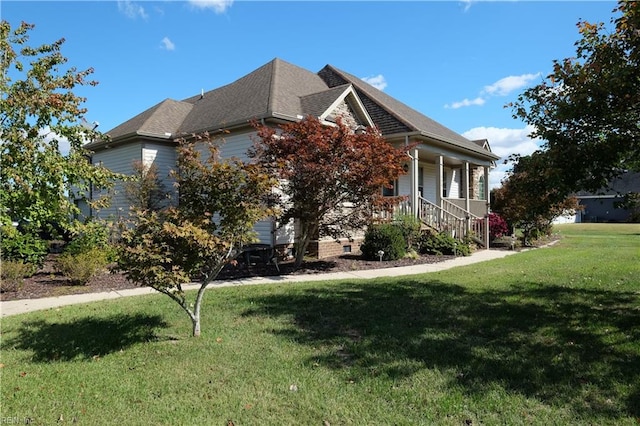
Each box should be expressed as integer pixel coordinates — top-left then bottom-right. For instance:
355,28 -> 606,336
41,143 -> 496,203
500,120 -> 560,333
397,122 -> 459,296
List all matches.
483,165 -> 490,248
462,161 -> 470,231
435,155 -> 444,209
410,148 -> 419,217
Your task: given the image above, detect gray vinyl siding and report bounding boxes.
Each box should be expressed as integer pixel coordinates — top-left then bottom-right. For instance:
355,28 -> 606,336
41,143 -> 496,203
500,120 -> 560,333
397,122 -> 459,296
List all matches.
92,143 -> 142,220
196,130 -> 254,162
195,130 -> 276,245
421,162 -> 437,203
447,167 -> 461,199
397,174 -> 410,198
142,143 -> 177,204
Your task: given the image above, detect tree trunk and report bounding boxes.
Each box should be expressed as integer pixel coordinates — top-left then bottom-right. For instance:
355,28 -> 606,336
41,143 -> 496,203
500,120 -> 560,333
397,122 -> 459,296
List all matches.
294,220 -> 317,269
192,315 -> 201,337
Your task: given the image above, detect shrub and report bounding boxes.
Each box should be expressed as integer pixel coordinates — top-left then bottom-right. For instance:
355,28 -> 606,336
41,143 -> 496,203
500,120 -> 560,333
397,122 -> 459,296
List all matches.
0,226 -> 48,267
418,230 -> 471,256
488,212 -> 509,241
55,248 -> 109,285
394,214 -> 422,250
65,220 -> 117,262
0,260 -> 34,292
360,223 -> 406,261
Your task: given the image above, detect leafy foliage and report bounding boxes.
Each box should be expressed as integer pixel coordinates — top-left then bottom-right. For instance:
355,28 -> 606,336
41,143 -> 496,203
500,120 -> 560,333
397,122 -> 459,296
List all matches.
123,160 -> 170,212
487,212 -> 509,241
511,1 -> 640,194
0,260 -> 34,292
117,136 -> 276,336
393,213 -> 422,250
360,223 -> 406,261
492,153 -> 580,245
251,116 -> 409,268
0,21 -> 121,230
55,248 -> 110,285
0,225 -> 48,267
64,219 -> 117,262
418,230 -> 471,256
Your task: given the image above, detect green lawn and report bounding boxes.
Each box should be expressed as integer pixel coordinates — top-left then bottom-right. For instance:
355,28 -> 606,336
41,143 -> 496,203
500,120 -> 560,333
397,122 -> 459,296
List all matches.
1,224 -> 639,425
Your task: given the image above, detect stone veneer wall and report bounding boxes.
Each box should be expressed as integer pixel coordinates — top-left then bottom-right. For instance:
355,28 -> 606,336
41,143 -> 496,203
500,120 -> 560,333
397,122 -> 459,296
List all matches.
327,99 -> 364,130
470,166 -> 484,199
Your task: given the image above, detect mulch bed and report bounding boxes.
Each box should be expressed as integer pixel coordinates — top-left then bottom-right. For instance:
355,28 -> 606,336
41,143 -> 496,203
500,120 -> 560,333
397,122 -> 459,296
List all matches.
0,253 -> 455,302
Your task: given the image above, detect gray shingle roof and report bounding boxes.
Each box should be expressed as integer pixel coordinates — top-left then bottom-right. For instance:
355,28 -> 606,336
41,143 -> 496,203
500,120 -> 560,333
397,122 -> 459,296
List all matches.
300,84 -> 352,119
100,58 -> 497,160
106,99 -> 193,140
178,59 -> 329,134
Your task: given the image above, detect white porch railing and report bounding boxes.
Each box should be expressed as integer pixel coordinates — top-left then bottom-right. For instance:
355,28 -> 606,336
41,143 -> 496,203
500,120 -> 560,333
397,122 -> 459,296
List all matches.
417,197 -> 466,240
373,197 -> 488,248
372,199 -> 411,223
442,198 -> 487,248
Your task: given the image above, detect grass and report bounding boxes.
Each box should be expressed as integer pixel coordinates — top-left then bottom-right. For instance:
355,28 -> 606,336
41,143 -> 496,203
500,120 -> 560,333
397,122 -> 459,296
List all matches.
1,223 -> 639,425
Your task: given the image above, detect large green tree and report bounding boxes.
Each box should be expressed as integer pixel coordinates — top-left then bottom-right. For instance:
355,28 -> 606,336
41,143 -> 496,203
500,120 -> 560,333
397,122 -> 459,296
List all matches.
117,135 -> 276,337
512,1 -> 640,194
492,153 -> 580,245
0,21 -> 117,230
252,116 -> 408,268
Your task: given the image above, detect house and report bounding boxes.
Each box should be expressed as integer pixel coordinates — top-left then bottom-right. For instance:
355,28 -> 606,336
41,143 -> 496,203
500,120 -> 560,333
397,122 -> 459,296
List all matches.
555,171 -> 640,223
84,58 -> 500,258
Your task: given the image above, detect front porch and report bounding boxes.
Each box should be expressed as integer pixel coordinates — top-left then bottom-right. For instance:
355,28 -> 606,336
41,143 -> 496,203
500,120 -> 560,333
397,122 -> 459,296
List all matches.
378,143 -> 493,248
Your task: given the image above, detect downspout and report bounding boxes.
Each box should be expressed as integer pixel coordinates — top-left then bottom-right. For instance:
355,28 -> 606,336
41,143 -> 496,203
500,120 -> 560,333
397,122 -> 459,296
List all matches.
484,166 -> 490,249
405,136 -> 418,217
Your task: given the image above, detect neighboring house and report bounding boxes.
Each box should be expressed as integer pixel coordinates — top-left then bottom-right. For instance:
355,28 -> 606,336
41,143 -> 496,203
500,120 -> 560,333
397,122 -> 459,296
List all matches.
555,171 -> 640,223
84,58 -> 499,258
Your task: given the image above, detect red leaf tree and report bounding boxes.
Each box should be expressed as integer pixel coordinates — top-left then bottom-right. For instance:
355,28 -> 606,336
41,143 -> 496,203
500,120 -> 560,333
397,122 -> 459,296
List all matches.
252,116 -> 408,268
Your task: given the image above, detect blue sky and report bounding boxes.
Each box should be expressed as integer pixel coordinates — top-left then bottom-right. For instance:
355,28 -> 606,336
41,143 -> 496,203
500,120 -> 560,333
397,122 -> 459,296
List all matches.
3,1 -> 618,187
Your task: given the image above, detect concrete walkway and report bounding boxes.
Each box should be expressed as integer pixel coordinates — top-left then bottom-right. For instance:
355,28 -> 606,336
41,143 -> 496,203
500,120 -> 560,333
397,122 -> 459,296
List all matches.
1,249 -> 518,318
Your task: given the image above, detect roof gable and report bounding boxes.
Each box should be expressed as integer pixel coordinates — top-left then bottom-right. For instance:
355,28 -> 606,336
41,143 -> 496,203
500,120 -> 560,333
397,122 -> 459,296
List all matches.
318,65 -> 499,159
300,84 -> 373,128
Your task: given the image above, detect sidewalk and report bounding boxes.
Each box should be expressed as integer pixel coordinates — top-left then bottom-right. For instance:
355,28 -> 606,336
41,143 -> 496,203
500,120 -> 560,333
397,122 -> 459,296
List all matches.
1,249 -> 518,318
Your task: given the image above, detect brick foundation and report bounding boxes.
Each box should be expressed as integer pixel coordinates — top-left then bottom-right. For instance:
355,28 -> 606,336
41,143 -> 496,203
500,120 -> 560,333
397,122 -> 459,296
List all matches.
310,238 -> 363,259
274,238 -> 363,260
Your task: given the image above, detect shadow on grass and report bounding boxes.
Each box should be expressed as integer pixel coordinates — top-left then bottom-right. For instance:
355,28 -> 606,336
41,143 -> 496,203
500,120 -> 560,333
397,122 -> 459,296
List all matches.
3,313 -> 168,362
243,279 -> 640,419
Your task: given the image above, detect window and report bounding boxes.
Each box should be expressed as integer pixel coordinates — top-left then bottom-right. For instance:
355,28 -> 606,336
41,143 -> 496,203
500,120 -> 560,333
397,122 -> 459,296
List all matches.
478,175 -> 486,200
418,167 -> 424,197
382,180 -> 397,197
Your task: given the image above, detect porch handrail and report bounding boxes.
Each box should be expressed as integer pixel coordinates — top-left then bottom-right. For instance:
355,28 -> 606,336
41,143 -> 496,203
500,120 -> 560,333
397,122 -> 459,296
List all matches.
375,197 -> 488,248
417,197 -> 466,240
442,198 -> 487,248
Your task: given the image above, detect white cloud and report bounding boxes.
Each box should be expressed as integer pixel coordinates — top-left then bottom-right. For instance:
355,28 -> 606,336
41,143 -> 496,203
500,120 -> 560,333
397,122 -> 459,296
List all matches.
38,127 -> 71,155
446,72 -> 541,109
445,97 -> 486,109
463,125 -> 542,189
482,73 -> 542,97
361,74 -> 387,91
460,0 -> 474,12
188,0 -> 234,14
161,37 -> 175,51
117,0 -> 148,20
